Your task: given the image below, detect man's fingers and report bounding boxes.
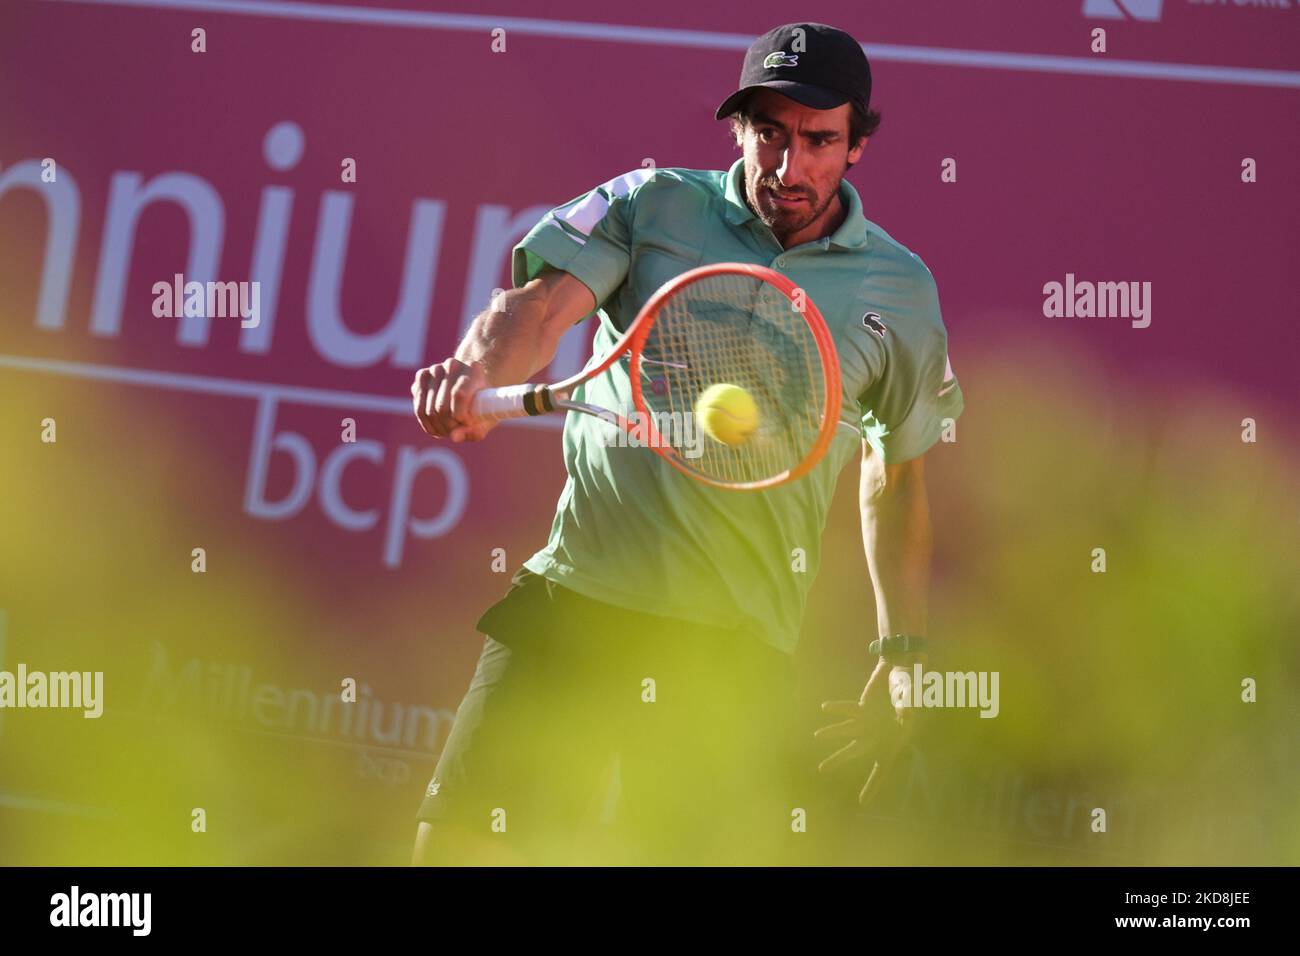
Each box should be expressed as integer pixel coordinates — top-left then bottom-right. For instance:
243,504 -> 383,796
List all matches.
817,738 -> 869,774
462,420 -> 496,442
423,385 -> 449,438
858,761 -> 887,806
819,700 -> 861,718
449,422 -> 488,442
447,370 -> 483,425
414,387 -> 441,437
411,370 -> 433,434
859,731 -> 915,806
433,374 -> 456,425
413,388 -> 431,434
413,362 -> 494,442
813,718 -> 860,742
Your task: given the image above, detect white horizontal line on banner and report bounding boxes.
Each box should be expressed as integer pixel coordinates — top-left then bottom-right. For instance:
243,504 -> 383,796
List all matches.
0,354 -> 563,429
42,0 -> 1300,89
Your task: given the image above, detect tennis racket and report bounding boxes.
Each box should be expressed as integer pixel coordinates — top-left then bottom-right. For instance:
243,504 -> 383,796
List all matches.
471,262 -> 842,491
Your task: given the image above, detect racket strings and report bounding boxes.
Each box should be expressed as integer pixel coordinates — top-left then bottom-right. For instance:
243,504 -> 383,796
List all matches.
640,273 -> 828,485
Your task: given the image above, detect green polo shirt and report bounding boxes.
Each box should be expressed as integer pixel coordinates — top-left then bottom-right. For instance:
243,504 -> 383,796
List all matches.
510,159 -> 963,654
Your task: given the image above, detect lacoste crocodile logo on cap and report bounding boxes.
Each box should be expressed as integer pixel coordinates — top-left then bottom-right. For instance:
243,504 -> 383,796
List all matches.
763,51 -> 799,69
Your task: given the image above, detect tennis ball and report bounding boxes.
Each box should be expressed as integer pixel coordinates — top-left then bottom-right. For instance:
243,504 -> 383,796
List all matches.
695,383 -> 759,446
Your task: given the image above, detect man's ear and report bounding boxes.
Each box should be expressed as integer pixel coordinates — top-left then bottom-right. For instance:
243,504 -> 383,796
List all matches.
731,118 -> 746,149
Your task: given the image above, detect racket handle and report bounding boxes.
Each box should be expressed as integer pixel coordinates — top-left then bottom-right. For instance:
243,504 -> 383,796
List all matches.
471,384 -> 556,421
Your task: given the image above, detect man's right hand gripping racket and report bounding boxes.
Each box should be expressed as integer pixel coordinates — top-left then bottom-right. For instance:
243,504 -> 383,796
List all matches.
471,263 -> 842,491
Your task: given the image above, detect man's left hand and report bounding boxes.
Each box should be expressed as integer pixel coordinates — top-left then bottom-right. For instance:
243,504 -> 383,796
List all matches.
816,658 -> 920,806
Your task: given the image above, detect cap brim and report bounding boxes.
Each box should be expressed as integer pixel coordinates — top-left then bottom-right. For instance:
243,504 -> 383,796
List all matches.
714,81 -> 849,120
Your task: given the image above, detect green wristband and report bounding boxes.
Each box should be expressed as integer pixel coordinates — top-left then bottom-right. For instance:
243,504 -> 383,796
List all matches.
869,634 -> 928,659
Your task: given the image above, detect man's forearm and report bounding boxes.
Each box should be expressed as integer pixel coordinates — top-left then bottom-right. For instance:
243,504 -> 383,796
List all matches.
861,472 -> 933,644
452,291 -> 557,387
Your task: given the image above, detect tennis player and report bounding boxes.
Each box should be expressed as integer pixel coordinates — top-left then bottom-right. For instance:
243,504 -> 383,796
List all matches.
410,22 -> 963,866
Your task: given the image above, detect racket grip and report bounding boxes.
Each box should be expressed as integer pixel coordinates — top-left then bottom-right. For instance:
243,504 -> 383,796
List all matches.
470,384 -> 556,421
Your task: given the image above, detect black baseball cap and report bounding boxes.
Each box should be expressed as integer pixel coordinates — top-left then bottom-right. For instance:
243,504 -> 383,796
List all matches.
714,23 -> 872,120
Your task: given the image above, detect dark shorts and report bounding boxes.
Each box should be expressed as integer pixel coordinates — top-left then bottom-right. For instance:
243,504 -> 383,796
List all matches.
416,569 -> 798,865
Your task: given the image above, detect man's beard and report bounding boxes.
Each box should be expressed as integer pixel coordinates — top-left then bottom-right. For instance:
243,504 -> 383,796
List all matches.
749,177 -> 835,237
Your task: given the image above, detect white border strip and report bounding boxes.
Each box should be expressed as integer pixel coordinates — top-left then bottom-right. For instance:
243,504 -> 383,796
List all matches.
40,0 -> 1300,89
0,354 -> 562,429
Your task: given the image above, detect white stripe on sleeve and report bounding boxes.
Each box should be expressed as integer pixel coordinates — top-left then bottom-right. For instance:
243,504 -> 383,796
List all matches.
551,167 -> 657,237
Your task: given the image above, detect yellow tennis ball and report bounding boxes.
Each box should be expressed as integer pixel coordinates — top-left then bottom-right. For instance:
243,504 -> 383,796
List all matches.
695,383 -> 759,446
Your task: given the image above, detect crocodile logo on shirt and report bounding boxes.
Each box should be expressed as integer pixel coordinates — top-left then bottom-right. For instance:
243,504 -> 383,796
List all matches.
763,52 -> 799,69
861,312 -> 887,338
